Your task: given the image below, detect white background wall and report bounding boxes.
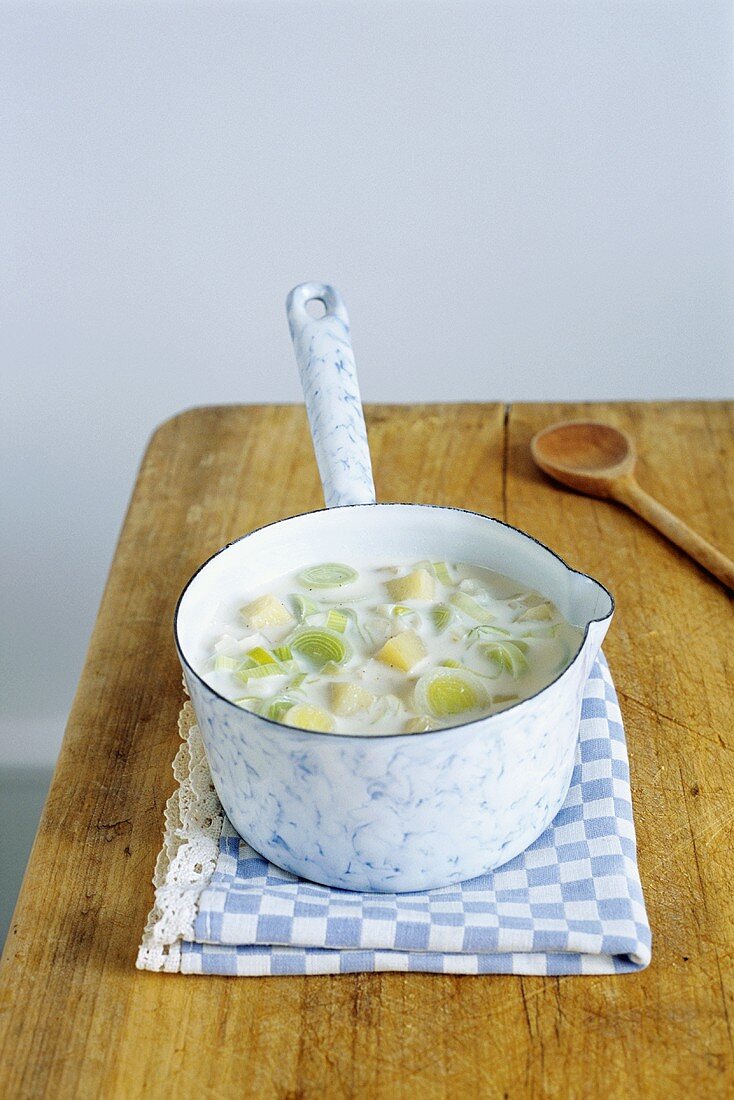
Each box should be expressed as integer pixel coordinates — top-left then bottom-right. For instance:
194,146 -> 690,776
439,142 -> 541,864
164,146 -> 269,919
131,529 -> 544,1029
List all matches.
2,1 -> 733,768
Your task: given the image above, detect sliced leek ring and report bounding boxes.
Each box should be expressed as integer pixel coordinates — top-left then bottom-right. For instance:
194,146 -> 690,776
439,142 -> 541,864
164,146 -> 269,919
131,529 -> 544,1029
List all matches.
213,654 -> 240,672
325,609 -> 349,633
278,659 -> 301,674
238,662 -> 286,682
298,563 -> 358,588
284,703 -> 335,732
432,561 -> 454,586
320,660 -> 344,676
468,624 -> 511,643
512,591 -> 543,608
233,696 -> 264,713
450,591 -> 495,625
246,646 -> 276,666
481,641 -> 529,678
290,627 -> 351,667
518,623 -> 561,639
290,593 -> 319,620
517,602 -> 554,622
414,667 -> 488,718
379,604 -> 422,629
431,603 -> 454,633
265,696 -> 297,722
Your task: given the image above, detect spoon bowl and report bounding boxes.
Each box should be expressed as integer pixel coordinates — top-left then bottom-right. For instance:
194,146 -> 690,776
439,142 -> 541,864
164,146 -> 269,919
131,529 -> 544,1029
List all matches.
531,421 -> 636,497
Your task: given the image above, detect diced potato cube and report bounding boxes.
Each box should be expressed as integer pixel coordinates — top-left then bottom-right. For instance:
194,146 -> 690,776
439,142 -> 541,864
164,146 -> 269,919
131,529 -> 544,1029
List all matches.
330,682 -> 375,717
240,594 -> 293,630
386,568 -> 435,602
376,630 -> 427,672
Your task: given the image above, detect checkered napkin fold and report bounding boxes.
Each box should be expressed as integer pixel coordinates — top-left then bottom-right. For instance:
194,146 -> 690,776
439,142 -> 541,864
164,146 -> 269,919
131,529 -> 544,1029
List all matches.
137,654 -> 651,976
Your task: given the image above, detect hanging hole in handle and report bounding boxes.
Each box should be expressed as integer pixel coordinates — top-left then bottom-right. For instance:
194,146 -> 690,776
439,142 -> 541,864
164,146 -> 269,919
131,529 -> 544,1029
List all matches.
305,297 -> 327,319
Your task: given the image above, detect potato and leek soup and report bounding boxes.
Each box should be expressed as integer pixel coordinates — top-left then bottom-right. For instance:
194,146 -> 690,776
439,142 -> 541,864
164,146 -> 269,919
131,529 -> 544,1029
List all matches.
199,560 -> 585,735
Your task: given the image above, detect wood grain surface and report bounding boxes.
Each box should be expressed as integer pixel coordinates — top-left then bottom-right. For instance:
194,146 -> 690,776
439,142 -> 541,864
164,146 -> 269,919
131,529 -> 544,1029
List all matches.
1,402 -> 732,1100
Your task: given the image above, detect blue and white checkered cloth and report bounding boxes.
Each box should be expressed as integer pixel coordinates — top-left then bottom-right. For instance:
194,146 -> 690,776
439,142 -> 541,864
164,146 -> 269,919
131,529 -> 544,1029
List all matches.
164,655 -> 650,976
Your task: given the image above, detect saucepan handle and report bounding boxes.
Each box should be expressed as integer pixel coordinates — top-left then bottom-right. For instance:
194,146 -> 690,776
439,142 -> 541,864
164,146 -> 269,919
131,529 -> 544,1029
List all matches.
286,282 -> 376,508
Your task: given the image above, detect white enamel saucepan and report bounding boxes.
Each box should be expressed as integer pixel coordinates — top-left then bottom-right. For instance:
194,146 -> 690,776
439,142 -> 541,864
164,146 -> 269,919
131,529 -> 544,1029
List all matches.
175,283 -> 614,893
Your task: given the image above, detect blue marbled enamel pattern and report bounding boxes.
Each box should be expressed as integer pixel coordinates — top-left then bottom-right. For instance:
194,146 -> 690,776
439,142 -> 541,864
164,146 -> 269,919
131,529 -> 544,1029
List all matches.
182,618 -> 607,894
286,283 -> 375,508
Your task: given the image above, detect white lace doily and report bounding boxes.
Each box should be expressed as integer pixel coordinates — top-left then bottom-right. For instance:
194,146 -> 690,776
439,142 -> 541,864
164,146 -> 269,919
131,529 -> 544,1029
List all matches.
136,702 -> 224,972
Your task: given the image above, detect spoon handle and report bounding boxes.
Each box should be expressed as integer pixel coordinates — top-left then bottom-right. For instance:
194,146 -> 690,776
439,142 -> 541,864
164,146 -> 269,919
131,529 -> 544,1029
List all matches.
614,477 -> 734,590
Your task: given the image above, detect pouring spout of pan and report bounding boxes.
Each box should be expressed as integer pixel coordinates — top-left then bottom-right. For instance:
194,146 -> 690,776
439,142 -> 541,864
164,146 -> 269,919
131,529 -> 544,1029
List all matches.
287,282 -> 376,509
567,569 -> 614,671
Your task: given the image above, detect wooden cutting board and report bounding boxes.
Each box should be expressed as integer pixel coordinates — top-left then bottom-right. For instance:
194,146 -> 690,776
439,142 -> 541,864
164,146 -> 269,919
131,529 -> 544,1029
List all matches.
1,401 -> 732,1099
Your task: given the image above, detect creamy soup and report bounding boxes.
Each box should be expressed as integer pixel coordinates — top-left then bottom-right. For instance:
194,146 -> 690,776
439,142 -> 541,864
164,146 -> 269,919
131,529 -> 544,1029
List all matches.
196,560 -> 584,735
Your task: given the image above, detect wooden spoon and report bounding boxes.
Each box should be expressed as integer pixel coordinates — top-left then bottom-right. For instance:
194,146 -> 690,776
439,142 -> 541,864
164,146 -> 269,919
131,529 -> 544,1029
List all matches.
531,420 -> 734,590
